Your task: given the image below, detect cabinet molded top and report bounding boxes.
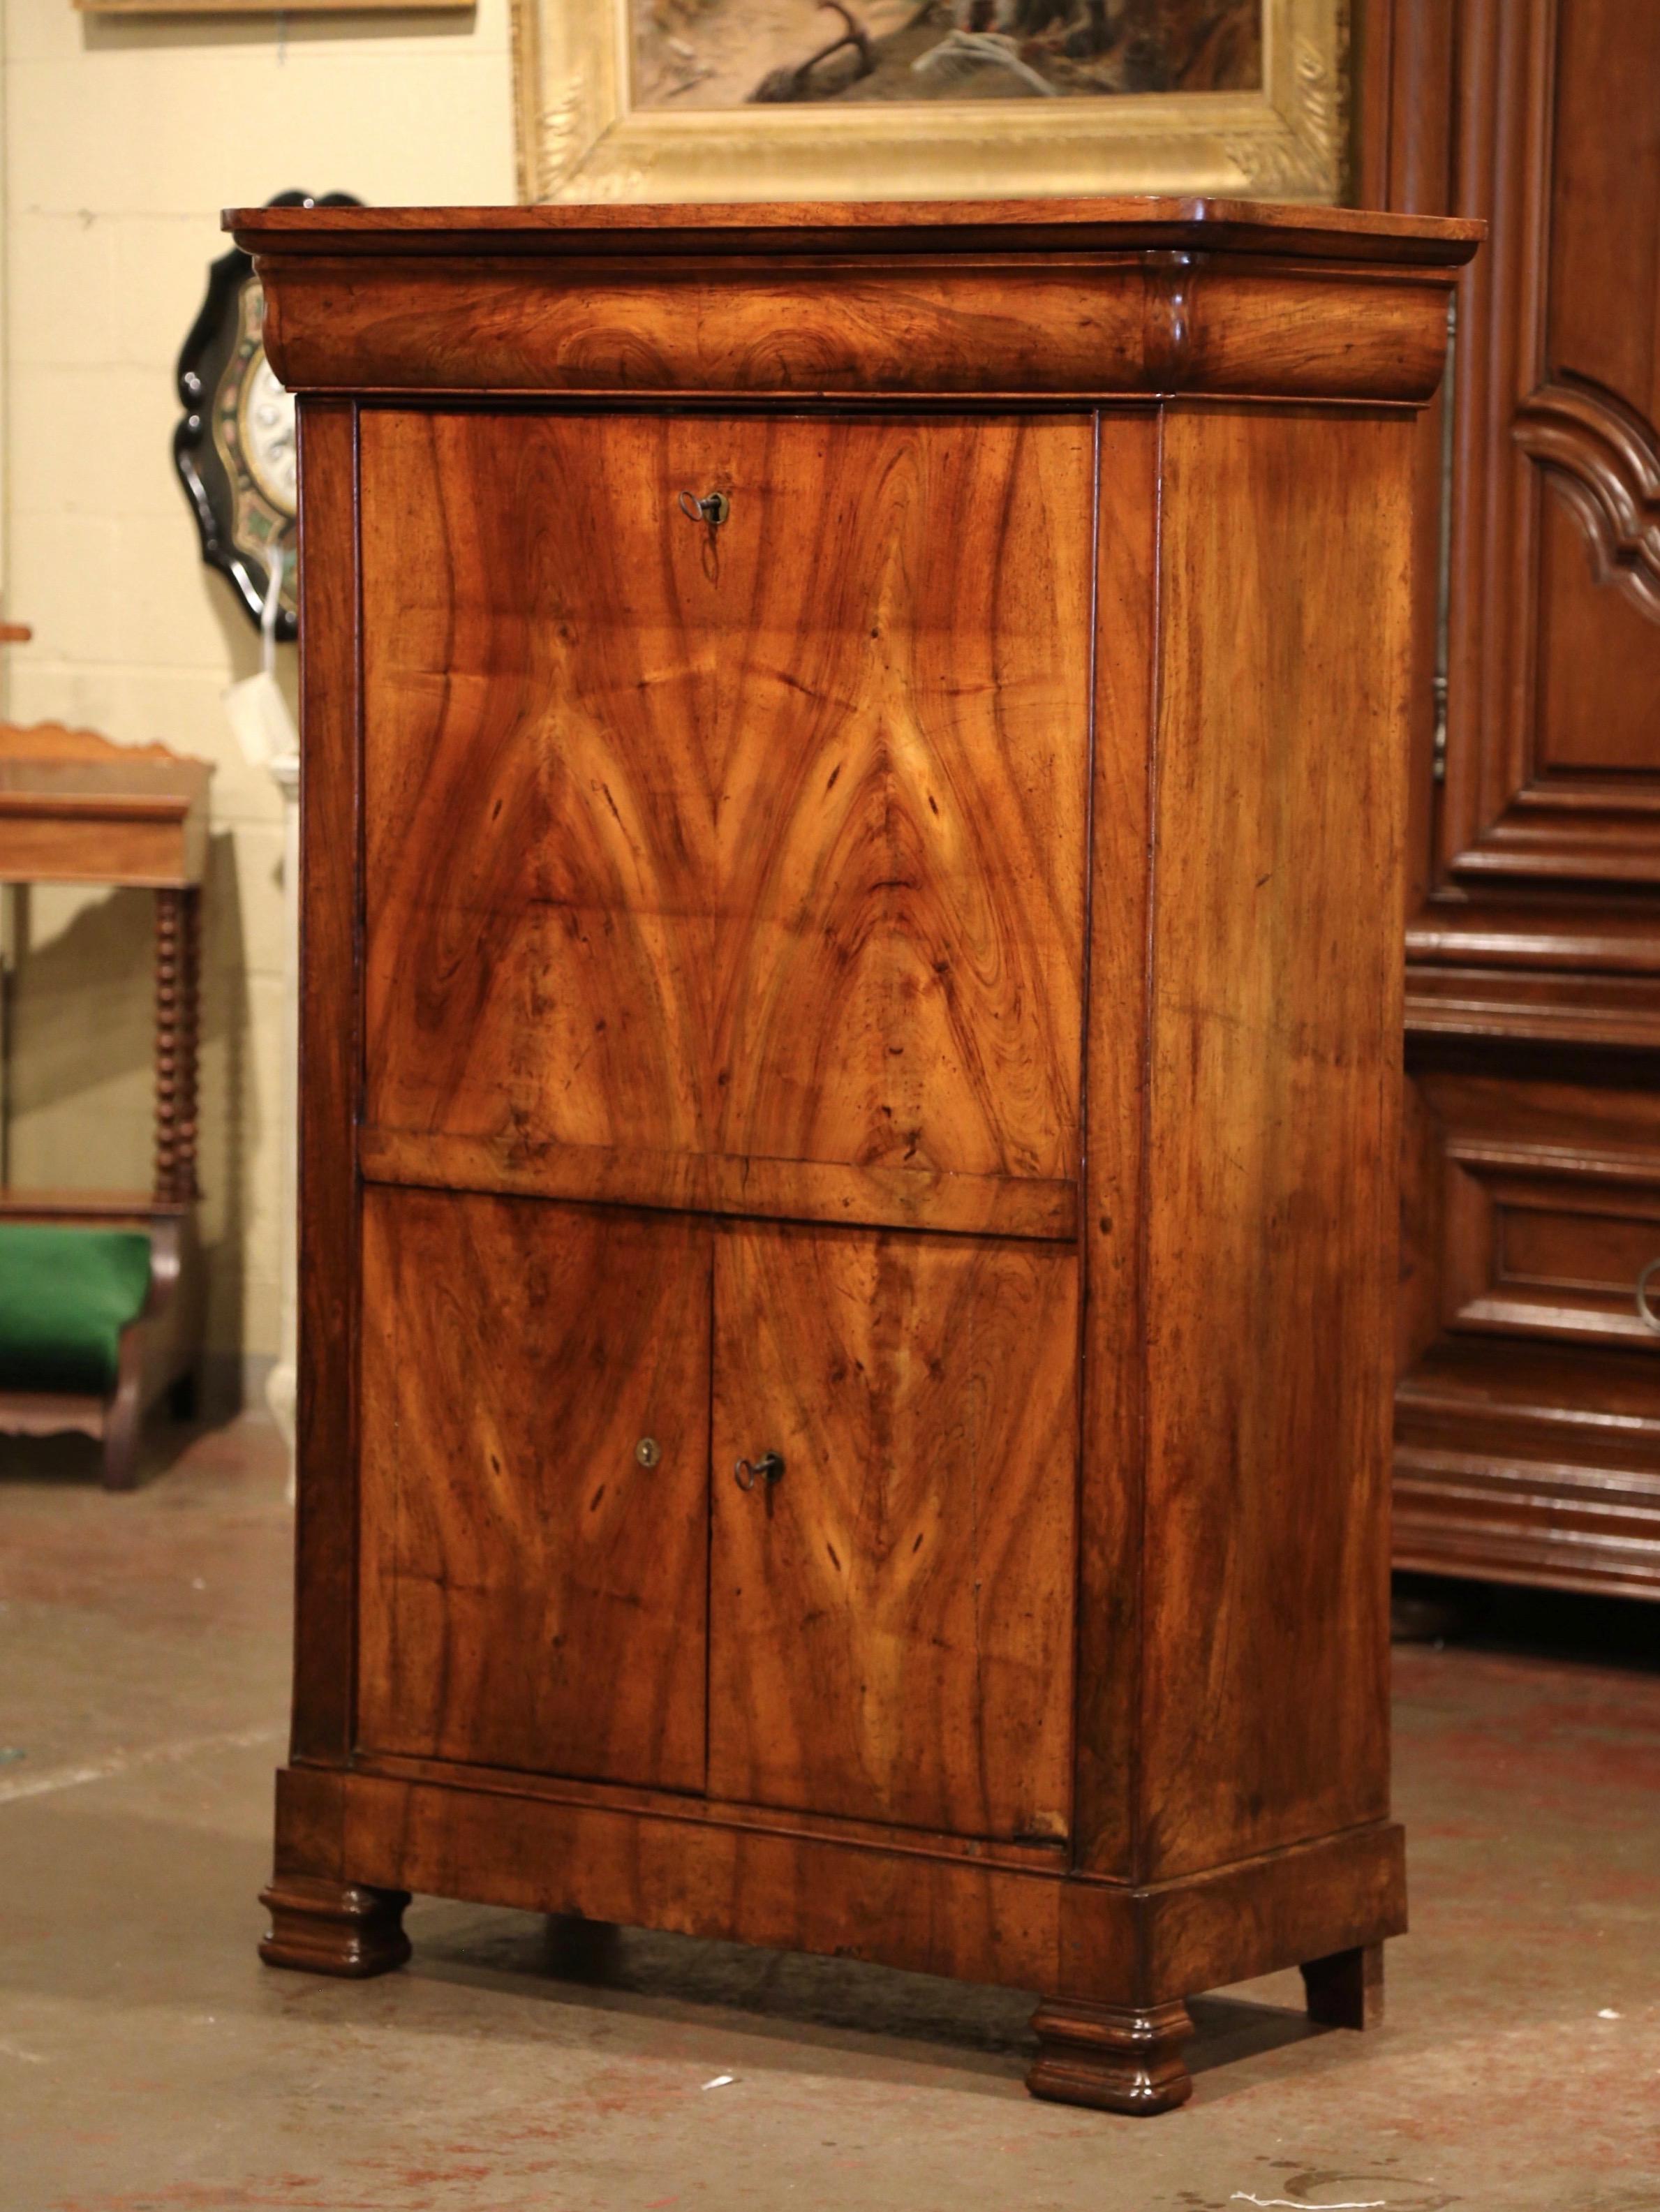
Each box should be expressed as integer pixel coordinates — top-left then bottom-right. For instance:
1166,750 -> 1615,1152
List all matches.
226,195 -> 1481,267
228,195 -> 1480,407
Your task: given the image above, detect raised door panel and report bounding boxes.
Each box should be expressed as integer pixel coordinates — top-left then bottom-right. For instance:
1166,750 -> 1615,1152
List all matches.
360,410 -> 1091,1220
1437,0 -> 1660,892
1407,1068 -> 1660,1350
357,1187 -> 711,1790
707,1222 -> 1077,1841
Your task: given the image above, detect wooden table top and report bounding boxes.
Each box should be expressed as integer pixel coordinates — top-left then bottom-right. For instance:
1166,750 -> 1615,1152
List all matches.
0,725 -> 212,888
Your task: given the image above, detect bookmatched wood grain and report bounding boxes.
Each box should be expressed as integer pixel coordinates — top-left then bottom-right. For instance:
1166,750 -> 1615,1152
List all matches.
362,409 -> 1090,1197
708,1222 -> 1078,1841
358,1188 -> 711,1792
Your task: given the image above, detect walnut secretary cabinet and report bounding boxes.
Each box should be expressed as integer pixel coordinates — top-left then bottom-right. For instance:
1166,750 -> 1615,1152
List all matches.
233,198 -> 1477,2116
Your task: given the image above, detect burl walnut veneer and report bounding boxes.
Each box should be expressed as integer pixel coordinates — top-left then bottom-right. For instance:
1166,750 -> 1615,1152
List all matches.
232,196 -> 1479,2116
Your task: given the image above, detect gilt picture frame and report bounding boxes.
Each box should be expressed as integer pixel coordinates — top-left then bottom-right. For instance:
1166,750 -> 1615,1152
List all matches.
77,2 -> 466,15
511,0 -> 1347,207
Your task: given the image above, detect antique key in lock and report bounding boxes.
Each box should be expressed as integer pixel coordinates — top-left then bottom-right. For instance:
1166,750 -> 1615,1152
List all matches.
678,489 -> 730,527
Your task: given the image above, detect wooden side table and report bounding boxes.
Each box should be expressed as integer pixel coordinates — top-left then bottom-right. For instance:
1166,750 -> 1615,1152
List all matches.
0,723 -> 211,1487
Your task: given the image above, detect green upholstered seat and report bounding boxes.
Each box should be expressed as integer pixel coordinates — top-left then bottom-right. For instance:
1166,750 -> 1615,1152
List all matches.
0,1224 -> 152,1396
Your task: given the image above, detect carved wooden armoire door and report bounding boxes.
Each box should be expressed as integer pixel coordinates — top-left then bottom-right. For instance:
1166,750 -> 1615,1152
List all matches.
1363,0 -> 1660,1596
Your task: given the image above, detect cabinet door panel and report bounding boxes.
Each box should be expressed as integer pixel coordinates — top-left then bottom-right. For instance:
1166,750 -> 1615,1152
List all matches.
1409,1069 -> 1660,1349
709,1223 -> 1077,1840
705,415 -> 1090,1185
361,410 -> 1090,1193
1432,0 -> 1660,888
357,1188 -> 710,1790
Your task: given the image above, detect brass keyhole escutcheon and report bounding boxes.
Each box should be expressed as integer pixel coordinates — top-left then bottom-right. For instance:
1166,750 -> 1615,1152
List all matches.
734,1450 -> 785,1492
679,489 -> 729,527
635,1437 -> 661,1469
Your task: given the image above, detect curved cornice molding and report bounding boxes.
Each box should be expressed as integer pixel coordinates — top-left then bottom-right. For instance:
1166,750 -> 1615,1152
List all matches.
1515,378 -> 1660,623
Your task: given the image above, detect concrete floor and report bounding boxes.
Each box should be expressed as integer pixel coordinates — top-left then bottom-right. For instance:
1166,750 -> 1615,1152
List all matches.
2,1416 -> 1657,2212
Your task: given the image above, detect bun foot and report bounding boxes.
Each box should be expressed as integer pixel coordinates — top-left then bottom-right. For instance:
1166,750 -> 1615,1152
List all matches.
1026,1996 -> 1194,2115
259,1874 -> 412,1977
1302,1941 -> 1384,2029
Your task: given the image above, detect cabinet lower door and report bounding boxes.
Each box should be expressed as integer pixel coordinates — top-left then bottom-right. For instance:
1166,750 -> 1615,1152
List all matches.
357,1187 -> 711,1790
709,1222 -> 1079,1841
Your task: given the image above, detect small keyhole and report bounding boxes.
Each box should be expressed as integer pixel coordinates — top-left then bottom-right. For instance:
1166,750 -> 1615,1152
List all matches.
635,1437 -> 660,1469
678,489 -> 729,527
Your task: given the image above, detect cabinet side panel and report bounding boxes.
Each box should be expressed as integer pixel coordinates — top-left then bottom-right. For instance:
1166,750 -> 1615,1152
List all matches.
292,398 -> 362,1765
1140,406 -> 1412,1880
1072,411 -> 1159,1878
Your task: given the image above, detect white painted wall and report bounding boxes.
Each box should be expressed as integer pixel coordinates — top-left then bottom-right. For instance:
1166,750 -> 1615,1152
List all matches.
0,0 -> 517,1386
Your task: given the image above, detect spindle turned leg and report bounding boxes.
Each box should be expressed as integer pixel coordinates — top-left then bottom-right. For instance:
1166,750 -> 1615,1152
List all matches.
1301,1942 -> 1384,2029
259,1875 -> 412,1977
152,885 -> 201,1207
1026,1996 -> 1194,2115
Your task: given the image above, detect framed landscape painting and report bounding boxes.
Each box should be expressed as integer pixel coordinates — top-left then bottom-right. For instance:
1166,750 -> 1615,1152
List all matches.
512,0 -> 1348,205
